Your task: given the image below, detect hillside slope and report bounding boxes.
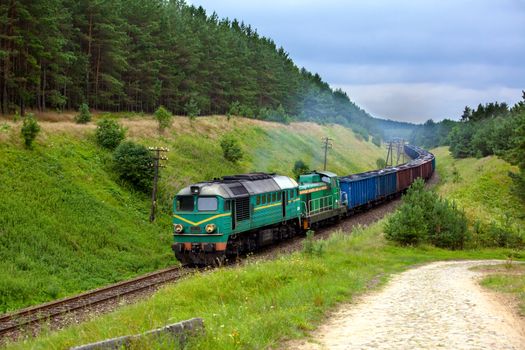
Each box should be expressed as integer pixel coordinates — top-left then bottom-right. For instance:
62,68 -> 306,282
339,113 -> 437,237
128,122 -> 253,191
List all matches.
0,114 -> 384,312
432,147 -> 524,227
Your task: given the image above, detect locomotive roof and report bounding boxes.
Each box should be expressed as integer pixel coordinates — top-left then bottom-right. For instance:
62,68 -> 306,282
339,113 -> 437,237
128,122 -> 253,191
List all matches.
176,173 -> 298,199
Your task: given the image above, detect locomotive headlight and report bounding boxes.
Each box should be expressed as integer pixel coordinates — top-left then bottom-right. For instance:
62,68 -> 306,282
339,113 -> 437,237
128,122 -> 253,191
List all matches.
174,224 -> 184,233
205,224 -> 216,233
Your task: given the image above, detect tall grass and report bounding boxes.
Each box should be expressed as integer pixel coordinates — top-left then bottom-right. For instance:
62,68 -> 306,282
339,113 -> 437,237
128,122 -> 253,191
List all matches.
4,222 -> 517,350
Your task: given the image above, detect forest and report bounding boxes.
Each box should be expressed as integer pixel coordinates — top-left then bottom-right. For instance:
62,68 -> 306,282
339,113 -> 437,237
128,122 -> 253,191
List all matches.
410,94 -> 525,200
0,0 -> 412,138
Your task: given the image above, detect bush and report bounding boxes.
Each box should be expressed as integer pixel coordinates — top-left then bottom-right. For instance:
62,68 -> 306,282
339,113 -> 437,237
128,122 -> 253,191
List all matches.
20,114 -> 40,149
293,160 -> 310,179
75,103 -> 91,124
372,134 -> 381,147
154,106 -> 172,133
385,203 -> 427,245
184,98 -> 200,123
376,158 -> 386,169
113,141 -> 154,192
220,135 -> 243,163
385,179 -> 469,249
302,230 -> 324,256
95,119 -> 126,149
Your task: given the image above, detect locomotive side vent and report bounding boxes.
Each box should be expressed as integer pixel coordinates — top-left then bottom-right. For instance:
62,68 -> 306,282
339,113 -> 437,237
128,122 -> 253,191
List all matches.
229,184 -> 249,196
235,197 -> 250,222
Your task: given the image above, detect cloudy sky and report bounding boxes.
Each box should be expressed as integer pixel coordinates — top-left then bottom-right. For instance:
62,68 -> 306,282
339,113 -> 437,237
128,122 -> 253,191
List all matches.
190,0 -> 524,123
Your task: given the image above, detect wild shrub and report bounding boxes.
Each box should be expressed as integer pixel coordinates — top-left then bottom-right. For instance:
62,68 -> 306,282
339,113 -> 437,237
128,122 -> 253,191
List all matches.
372,134 -> 381,147
385,178 -> 469,249
384,203 -> 427,245
184,99 -> 200,123
95,119 -> 126,149
302,230 -> 324,256
220,134 -> 243,163
473,220 -> 524,248
20,114 -> 41,149
293,160 -> 310,179
113,141 -> 154,192
376,158 -> 386,169
75,103 -> 91,124
154,106 -> 173,133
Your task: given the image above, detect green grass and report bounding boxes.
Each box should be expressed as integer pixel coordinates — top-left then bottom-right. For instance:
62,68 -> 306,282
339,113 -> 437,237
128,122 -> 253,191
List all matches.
3,221 -> 517,350
432,146 -> 524,227
479,264 -> 525,315
0,115 -> 384,313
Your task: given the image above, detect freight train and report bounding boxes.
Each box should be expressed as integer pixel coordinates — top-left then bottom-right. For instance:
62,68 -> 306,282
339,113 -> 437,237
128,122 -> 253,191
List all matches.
171,144 -> 435,265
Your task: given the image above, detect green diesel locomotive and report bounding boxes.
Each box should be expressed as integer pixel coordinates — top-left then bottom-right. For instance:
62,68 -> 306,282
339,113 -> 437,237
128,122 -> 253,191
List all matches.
172,171 -> 345,265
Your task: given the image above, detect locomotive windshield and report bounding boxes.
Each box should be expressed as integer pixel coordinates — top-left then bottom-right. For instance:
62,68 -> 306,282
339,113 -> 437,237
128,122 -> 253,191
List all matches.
176,196 -> 194,211
197,197 -> 218,211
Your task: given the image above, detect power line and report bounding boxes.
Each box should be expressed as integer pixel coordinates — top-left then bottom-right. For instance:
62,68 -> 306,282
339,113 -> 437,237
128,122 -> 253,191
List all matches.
322,137 -> 333,171
148,147 -> 169,222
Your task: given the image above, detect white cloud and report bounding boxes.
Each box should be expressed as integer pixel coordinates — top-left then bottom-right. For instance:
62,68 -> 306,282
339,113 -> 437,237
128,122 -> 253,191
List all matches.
334,83 -> 523,122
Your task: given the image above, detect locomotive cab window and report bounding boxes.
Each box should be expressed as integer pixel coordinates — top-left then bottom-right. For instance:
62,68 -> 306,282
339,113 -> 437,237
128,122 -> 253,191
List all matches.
197,197 -> 218,211
177,196 -> 194,212
321,176 -> 331,184
256,196 -> 261,205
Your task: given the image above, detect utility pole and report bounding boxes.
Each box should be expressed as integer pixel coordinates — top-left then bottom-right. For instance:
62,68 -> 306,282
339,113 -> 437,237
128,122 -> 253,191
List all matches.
149,147 -> 169,222
322,137 -> 333,170
385,140 -> 393,167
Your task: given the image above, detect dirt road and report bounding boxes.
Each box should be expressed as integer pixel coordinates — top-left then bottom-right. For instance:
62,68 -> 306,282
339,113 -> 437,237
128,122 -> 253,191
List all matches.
287,260 -> 524,350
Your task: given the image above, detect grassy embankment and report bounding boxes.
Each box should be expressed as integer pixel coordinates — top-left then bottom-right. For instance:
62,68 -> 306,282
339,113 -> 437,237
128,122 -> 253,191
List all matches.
432,146 -> 524,318
0,113 -> 383,313
4,222 -> 517,350
432,146 -> 524,228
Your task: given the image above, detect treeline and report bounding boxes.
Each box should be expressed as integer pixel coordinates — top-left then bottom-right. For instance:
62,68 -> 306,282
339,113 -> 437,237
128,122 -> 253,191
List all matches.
410,93 -> 525,200
0,0 -> 412,138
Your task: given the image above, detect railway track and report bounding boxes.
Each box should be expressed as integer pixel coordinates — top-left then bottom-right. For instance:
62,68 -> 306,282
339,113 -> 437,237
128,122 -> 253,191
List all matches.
0,266 -> 192,337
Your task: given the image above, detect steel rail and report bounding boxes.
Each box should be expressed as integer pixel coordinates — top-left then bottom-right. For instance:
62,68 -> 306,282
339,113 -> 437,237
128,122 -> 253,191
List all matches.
0,266 -> 190,336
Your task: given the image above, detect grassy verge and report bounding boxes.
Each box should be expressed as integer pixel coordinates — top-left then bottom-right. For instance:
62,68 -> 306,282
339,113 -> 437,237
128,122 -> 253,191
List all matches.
477,264 -> 525,316
0,115 -> 383,313
432,146 -> 524,227
4,221 -> 517,350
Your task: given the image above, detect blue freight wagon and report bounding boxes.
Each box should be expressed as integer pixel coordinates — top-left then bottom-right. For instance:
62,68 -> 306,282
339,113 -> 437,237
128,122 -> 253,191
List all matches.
377,168 -> 397,199
340,171 -> 378,209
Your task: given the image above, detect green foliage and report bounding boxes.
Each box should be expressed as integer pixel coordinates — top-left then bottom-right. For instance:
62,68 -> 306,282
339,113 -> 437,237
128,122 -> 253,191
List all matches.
385,179 -> 468,249
0,0 -> 418,140
472,220 -> 523,249
302,230 -> 324,256
376,158 -> 386,169
371,134 -> 381,147
154,106 -> 173,133
113,141 -> 154,192
20,114 -> 41,149
259,104 -> 292,124
95,119 -> 126,149
352,125 -> 369,141
184,99 -> 200,122
75,103 -> 91,124
293,160 -> 310,179
220,134 -> 243,163
0,137 -> 172,313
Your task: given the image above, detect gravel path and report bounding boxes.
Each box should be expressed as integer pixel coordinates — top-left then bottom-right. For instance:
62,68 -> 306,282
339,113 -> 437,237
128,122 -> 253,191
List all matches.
287,260 -> 525,350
